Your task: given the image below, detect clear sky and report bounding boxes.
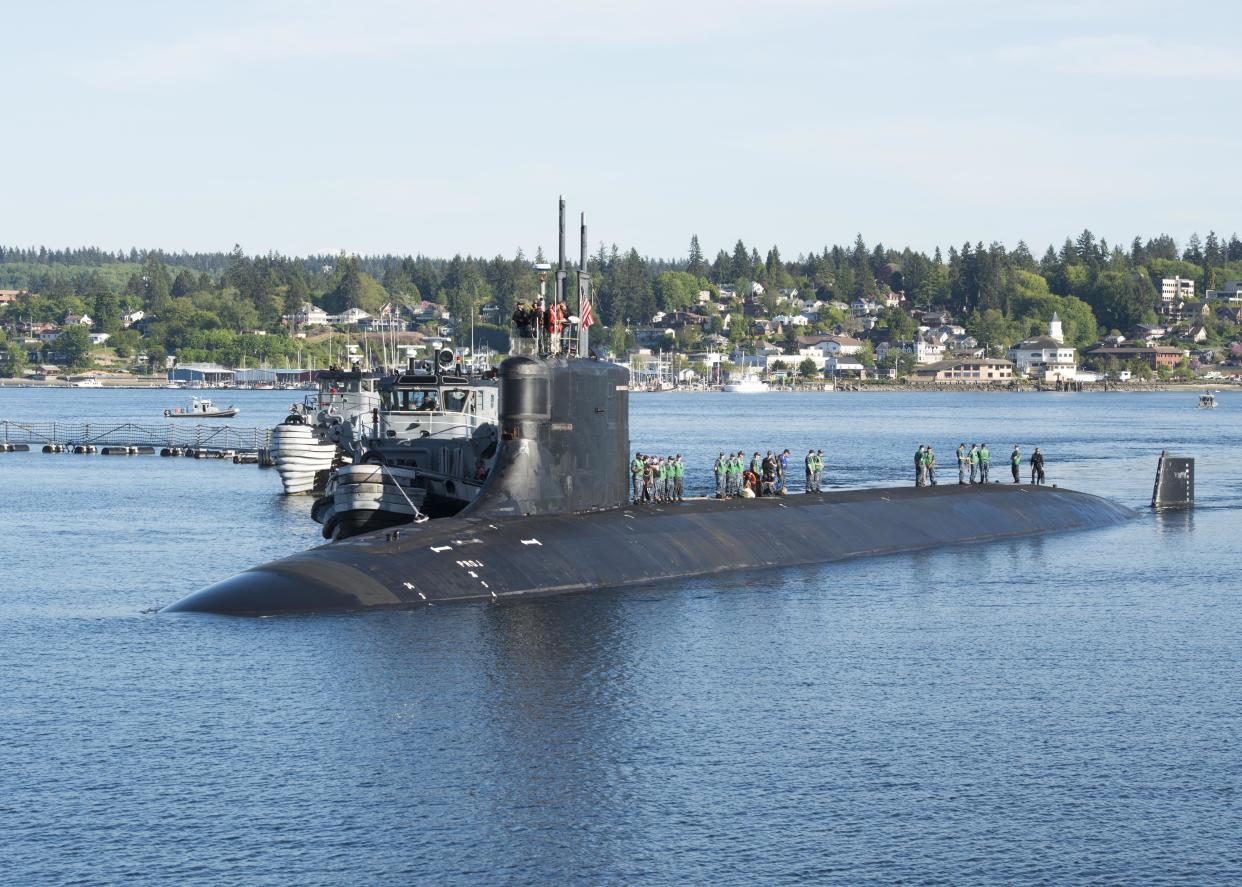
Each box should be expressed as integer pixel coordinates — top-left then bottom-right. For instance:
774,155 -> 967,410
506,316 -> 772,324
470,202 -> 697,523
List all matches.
3,0 -> 1238,260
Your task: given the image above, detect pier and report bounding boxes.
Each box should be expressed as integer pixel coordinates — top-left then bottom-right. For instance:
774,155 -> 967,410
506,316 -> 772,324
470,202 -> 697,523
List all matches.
0,420 -> 274,463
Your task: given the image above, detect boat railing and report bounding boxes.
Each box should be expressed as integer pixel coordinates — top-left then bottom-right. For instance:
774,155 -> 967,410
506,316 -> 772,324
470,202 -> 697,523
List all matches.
510,321 -> 581,358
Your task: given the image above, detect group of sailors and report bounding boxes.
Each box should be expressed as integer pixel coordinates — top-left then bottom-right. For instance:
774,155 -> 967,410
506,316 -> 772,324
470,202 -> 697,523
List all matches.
630,453 -> 687,503
629,448 -> 827,504
915,442 -> 1047,487
511,299 -> 574,355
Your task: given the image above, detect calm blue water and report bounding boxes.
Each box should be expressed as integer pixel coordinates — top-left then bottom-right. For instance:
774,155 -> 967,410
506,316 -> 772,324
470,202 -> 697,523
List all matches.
2,388 -> 1240,885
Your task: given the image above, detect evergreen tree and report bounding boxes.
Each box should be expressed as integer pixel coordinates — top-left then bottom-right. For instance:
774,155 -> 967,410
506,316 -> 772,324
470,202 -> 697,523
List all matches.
687,235 -> 705,276
730,240 -> 749,280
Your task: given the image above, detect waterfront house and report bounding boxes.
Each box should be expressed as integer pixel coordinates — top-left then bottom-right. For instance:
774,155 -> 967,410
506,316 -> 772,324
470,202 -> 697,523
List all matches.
64,313 -> 92,327
910,357 -> 1015,384
1085,345 -> 1185,369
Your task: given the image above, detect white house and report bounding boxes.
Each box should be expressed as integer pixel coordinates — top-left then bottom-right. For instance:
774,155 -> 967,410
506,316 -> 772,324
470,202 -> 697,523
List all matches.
878,337 -> 943,365
332,307 -> 372,326
122,310 -> 145,327
773,314 -> 810,327
851,297 -> 880,316
65,313 -> 92,327
1008,312 -> 1077,382
802,334 -> 863,357
89,332 -> 111,346
287,303 -> 329,326
824,354 -> 865,376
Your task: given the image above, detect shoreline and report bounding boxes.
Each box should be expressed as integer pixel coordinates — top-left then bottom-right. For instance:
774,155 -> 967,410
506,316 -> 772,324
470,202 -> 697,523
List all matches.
633,381 -> 1238,394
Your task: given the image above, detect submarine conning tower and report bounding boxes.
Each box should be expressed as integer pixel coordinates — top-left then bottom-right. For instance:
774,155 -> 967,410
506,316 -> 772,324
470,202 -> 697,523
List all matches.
466,354 -> 631,518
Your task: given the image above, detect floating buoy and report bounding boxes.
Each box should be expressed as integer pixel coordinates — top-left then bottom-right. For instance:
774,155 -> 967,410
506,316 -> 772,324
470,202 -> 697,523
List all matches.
101,447 -> 130,456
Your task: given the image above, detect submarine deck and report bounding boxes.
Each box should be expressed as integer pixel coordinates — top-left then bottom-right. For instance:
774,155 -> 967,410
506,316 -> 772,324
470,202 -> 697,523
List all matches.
165,483 -> 1136,615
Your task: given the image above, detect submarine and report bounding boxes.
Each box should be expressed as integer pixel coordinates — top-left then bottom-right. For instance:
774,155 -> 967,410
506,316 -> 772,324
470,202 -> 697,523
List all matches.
163,205 -> 1136,617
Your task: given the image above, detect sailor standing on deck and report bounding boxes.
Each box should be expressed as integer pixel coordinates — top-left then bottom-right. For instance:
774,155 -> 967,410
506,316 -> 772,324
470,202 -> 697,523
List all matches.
815,450 -> 825,491
642,456 -> 655,502
731,451 -> 745,497
1010,445 -> 1021,483
805,449 -> 816,493
714,452 -> 726,498
1030,447 -> 1046,485
979,443 -> 991,483
915,445 -> 926,487
924,445 -> 937,485
968,444 -> 980,484
673,454 -> 685,502
631,452 -> 644,502
957,443 -> 968,485
778,449 -> 791,495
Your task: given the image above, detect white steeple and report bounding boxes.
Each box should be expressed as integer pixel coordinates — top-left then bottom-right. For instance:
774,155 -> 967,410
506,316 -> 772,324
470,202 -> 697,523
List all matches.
1049,311 -> 1064,344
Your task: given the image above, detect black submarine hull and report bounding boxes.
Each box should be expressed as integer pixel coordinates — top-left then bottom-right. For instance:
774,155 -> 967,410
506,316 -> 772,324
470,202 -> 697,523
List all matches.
164,483 -> 1135,616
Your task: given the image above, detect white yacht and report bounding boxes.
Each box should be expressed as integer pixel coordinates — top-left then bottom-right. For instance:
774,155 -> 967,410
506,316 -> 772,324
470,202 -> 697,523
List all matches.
1197,392 -> 1217,409
723,373 -> 769,393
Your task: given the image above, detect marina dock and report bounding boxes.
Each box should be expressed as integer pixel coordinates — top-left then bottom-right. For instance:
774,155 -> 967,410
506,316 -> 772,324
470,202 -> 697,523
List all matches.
0,420 -> 274,463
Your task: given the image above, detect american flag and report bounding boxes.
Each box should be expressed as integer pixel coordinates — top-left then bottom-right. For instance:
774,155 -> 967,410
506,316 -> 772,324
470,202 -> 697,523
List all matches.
579,295 -> 595,328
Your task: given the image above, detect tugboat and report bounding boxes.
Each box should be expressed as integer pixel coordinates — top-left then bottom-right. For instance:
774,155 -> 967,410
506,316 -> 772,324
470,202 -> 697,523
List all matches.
164,397 -> 239,418
310,349 -> 499,539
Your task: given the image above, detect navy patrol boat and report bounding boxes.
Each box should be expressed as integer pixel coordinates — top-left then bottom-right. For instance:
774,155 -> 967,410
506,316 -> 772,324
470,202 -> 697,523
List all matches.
164,202 -> 1136,616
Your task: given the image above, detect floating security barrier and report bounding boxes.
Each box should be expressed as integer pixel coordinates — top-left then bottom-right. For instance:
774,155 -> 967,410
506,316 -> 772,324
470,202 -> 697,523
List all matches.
233,452 -> 260,464
42,444 -> 67,453
2,443 -> 31,452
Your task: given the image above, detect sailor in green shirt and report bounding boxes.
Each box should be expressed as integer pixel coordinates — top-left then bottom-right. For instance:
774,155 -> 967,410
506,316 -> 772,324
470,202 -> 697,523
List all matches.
630,452 -> 644,502
673,454 -> 685,502
979,443 -> 990,484
923,444 -> 936,486
815,449 -> 825,491
713,453 -> 726,499
969,444 -> 980,484
1010,445 -> 1021,483
956,443 -> 968,485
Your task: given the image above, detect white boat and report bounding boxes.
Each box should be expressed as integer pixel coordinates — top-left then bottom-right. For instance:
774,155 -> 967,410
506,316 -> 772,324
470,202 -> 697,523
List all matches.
1198,393 -> 1217,409
723,374 -> 769,393
164,397 -> 239,419
73,378 -> 103,388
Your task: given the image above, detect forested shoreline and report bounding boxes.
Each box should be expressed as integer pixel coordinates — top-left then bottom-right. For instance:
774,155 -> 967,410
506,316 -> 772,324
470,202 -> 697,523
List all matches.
2,229 -> 1241,375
